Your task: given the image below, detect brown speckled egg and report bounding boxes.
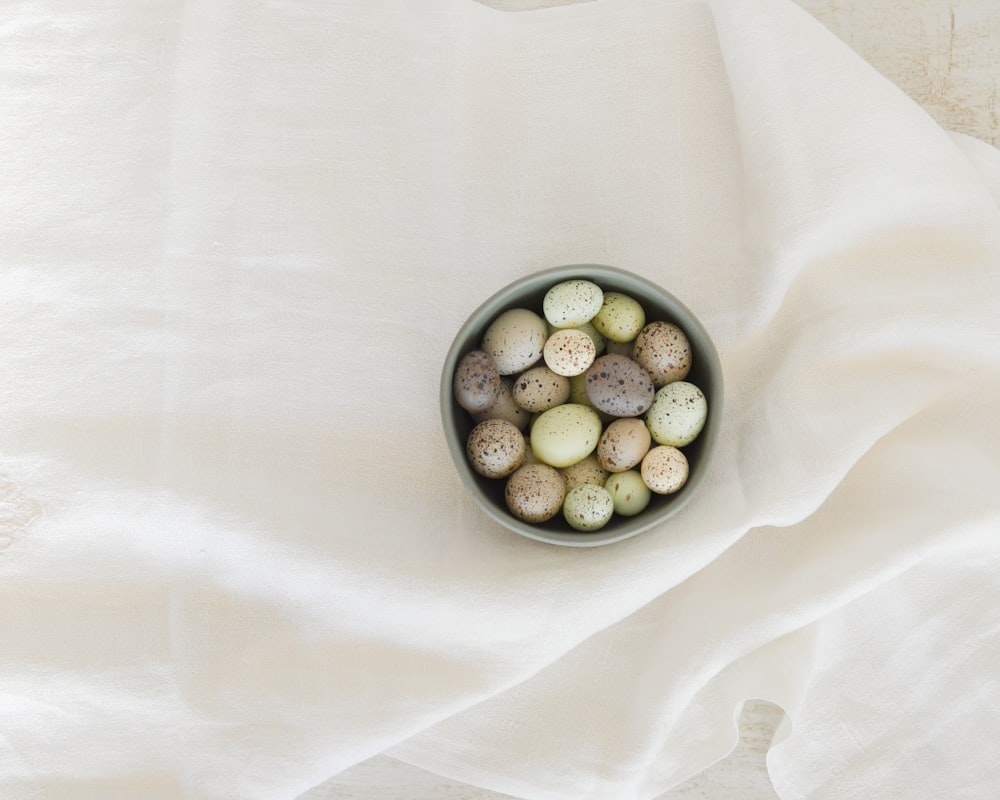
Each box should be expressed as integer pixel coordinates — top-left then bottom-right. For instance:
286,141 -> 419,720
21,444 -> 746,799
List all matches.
631,321 -> 692,387
472,378 -> 530,431
512,365 -> 571,413
466,419 -> 525,479
561,455 -> 610,492
481,308 -> 548,375
584,354 -> 655,417
640,445 -> 689,494
453,350 -> 501,413
543,328 -> 597,377
505,463 -> 566,523
596,417 -> 652,473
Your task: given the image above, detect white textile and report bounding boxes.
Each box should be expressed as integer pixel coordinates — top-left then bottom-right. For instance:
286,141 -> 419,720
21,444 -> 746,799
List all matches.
2,1 -> 999,798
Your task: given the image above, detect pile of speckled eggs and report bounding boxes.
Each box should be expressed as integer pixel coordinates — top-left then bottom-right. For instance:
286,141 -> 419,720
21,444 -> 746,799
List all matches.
453,278 -> 708,533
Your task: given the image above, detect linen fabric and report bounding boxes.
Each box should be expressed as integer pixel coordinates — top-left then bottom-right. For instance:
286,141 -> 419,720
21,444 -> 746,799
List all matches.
2,1 -> 999,798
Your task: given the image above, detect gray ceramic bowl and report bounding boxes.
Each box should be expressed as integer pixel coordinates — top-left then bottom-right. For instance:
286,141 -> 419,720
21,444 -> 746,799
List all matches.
440,264 -> 722,547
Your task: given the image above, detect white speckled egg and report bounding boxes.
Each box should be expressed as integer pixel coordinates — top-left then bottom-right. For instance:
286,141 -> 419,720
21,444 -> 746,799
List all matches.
604,470 -> 651,516
596,417 -> 652,473
645,381 -> 708,447
560,455 -> 609,492
512,365 -> 571,413
631,321 -> 692,387
453,350 -> 501,413
505,463 -> 566,523
530,403 -> 602,469
482,308 -> 548,375
466,419 -> 526,479
592,292 -> 646,343
543,328 -> 597,377
543,279 -> 604,328
472,378 -> 530,431
640,446 -> 689,494
562,484 -> 615,532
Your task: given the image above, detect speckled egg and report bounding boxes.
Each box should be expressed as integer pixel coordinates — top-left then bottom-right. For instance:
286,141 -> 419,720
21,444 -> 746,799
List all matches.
640,445 -> 689,494
466,418 -> 526,479
592,292 -> 646,343
560,455 -> 609,491
472,378 -> 530,431
565,321 -> 607,356
631,321 -> 692,387
543,328 -> 597,377
453,350 -> 501,413
596,417 -> 652,473
482,308 -> 548,375
505,463 -> 566,523
562,484 -> 615,532
512,365 -> 571,413
529,403 -> 602,468
645,381 -> 708,447
542,279 -> 604,329
584,354 -> 655,417
604,470 -> 651,516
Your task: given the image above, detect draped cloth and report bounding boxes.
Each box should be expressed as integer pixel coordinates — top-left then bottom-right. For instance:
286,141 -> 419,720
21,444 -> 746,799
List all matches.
2,1 -> 999,798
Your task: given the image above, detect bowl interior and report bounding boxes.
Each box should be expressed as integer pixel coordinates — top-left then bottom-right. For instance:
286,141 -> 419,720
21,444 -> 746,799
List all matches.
440,264 -> 722,547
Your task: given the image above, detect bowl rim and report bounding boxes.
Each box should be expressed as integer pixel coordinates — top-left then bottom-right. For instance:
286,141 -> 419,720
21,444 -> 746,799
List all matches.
440,263 -> 723,547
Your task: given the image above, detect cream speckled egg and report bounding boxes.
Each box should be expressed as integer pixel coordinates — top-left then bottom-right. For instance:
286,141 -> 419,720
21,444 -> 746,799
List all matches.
560,455 -> 609,492
466,419 -> 526,479
472,378 -> 530,432
562,484 -> 615,532
542,279 -> 604,329
505,463 -> 566,523
543,328 -> 597,377
512,365 -> 571,413
530,403 -> 602,468
645,381 -> 708,447
604,470 -> 651,516
640,446 -> 689,494
596,417 -> 652,473
631,321 -> 692,387
592,292 -> 646,343
482,308 -> 548,375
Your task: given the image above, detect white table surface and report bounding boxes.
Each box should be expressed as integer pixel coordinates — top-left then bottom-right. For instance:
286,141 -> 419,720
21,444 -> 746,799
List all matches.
317,1 -> 999,797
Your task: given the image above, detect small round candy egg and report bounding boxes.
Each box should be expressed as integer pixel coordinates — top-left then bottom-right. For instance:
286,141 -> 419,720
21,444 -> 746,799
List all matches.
604,470 -> 652,516
645,381 -> 708,447
505,463 -> 566,523
529,403 -> 603,469
640,445 -> 689,494
512,365 -> 571,413
631,321 -> 692,387
560,454 -> 610,492
584,354 -> 655,417
466,419 -> 526,479
542,279 -> 604,329
454,350 -> 501,413
482,308 -> 548,375
592,292 -> 646,343
562,484 -> 615,532
543,328 -> 597,377
596,417 -> 652,473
